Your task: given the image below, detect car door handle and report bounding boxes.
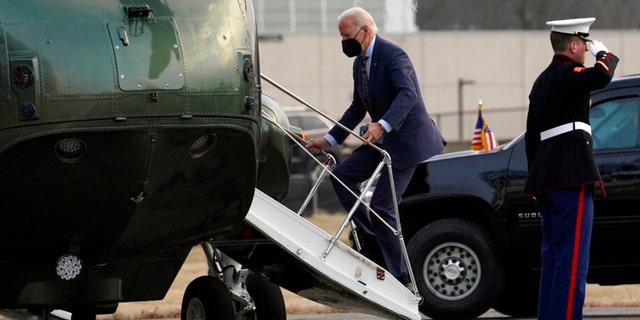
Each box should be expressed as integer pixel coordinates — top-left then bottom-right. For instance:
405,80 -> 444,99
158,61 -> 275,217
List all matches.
612,167 -> 640,179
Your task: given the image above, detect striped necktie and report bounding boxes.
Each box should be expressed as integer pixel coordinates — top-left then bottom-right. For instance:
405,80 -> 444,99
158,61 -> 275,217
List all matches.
361,56 -> 370,106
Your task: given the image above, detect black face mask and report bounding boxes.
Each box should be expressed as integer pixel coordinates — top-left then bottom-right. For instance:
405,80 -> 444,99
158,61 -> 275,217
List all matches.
341,28 -> 363,57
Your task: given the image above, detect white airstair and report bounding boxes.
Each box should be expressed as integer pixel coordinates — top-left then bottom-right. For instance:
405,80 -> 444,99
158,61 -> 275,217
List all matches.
245,74 -> 422,320
246,188 -> 422,320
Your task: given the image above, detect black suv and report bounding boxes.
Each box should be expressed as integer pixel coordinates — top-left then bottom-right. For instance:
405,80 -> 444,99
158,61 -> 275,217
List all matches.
399,74 -> 640,318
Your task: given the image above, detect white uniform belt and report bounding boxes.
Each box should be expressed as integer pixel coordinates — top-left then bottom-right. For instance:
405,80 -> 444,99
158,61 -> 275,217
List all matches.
540,121 -> 591,141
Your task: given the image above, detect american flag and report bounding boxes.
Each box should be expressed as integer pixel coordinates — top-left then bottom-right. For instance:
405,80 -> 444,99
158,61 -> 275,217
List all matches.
471,100 -> 499,151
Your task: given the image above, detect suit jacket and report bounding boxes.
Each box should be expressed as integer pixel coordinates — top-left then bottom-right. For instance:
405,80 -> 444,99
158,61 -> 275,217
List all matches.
328,36 -> 445,169
524,52 -> 619,196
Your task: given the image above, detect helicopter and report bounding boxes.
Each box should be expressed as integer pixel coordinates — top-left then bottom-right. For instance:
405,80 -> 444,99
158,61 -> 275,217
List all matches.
0,1 -> 422,319
0,0 -> 292,318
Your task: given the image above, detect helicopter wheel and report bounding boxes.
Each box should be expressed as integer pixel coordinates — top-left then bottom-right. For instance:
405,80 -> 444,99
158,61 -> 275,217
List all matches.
181,276 -> 234,320
246,271 -> 286,319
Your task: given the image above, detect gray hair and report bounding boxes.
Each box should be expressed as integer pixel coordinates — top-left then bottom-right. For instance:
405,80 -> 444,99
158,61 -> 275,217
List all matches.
338,7 -> 378,33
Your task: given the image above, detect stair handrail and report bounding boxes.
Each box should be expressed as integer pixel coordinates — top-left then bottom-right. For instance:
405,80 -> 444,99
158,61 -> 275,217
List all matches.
260,73 -> 418,295
260,110 -> 337,216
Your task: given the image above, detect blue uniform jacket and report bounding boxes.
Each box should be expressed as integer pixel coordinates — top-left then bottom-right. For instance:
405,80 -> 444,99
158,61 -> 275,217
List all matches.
524,52 -> 619,196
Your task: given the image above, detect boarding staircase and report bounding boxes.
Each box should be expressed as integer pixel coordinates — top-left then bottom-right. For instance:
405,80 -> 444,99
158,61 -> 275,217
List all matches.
245,189 -> 421,320
243,74 -> 422,319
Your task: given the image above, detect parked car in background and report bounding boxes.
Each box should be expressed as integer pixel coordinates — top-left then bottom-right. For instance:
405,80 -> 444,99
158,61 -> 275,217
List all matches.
281,106 -> 358,215
285,107 -> 347,175
397,74 -> 640,319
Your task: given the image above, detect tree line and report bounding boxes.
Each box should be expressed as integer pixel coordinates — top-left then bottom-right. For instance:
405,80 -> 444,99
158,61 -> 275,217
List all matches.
415,0 -> 640,30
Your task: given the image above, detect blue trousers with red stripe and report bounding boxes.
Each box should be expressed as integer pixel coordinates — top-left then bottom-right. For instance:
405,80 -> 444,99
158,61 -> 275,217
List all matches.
536,185 -> 594,320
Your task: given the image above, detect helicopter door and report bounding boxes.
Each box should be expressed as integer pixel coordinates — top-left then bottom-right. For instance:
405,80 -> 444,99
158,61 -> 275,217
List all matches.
108,17 -> 184,92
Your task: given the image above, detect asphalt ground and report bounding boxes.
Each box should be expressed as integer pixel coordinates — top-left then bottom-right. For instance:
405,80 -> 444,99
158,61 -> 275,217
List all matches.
288,308 -> 640,319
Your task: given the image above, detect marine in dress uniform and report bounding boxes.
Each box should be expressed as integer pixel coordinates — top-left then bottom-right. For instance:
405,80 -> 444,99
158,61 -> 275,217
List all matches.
524,17 -> 620,320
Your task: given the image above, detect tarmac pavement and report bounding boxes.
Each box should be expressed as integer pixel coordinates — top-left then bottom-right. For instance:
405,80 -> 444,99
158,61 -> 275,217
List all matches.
287,308 -> 640,319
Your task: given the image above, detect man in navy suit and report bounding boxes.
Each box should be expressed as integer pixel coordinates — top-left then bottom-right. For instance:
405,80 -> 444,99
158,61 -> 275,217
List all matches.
306,6 -> 446,287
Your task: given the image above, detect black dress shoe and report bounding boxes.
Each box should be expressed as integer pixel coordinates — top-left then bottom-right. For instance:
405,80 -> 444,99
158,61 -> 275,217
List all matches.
357,234 -> 386,268
395,274 -> 410,286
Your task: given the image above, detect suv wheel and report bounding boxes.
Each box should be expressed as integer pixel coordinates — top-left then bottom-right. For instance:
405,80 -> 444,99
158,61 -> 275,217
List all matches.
407,218 -> 504,319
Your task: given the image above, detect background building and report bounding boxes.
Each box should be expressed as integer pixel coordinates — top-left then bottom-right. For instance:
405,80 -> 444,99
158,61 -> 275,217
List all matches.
255,1 -> 640,142
254,0 -> 416,35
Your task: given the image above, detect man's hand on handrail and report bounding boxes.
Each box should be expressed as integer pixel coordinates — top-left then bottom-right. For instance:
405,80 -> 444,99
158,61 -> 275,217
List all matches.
305,137 -> 331,155
360,122 -> 386,145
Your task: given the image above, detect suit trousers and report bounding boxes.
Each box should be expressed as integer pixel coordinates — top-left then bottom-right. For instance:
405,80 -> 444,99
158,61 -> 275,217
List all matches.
330,145 -> 415,283
536,184 -> 594,320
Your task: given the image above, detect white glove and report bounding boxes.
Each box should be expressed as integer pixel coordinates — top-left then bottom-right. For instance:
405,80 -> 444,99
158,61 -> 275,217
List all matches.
589,40 -> 609,56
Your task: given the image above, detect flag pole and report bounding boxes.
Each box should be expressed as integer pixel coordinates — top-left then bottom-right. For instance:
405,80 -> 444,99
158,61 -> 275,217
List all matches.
471,99 -> 484,151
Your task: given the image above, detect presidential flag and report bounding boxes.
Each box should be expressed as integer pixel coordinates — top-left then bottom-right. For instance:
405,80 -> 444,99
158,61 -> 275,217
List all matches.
471,100 -> 499,151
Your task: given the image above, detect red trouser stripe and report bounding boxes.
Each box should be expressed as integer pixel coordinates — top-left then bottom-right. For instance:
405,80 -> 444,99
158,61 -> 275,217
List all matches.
566,184 -> 586,320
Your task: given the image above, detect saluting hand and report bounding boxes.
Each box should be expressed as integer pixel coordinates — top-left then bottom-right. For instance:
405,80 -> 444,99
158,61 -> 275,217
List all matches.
589,40 -> 609,57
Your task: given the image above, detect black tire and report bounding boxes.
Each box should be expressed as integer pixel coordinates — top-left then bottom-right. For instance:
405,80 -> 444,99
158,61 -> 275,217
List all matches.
407,219 -> 504,319
246,272 -> 286,320
70,311 -> 96,320
492,276 -> 539,316
181,275 -> 234,320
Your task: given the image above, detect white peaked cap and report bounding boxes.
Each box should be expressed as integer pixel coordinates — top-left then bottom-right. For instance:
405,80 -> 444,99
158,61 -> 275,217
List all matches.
546,17 -> 596,39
